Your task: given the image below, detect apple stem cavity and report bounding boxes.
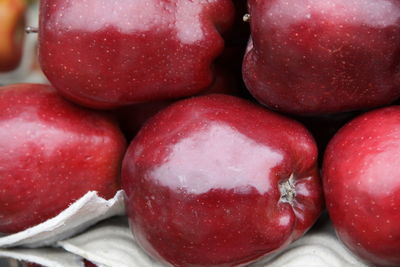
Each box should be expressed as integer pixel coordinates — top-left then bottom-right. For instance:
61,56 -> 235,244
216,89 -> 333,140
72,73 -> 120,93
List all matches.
279,174 -> 296,205
25,26 -> 38,34
243,14 -> 251,22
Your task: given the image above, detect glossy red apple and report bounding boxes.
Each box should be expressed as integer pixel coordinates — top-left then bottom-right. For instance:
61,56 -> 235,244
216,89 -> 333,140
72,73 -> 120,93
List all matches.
0,0 -> 26,72
323,106 -> 400,266
243,0 -> 400,115
122,94 -> 323,266
38,0 -> 234,109
0,84 -> 126,234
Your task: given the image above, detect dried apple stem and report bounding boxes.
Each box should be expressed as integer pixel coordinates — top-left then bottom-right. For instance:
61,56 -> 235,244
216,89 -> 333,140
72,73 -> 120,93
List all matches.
279,174 -> 296,205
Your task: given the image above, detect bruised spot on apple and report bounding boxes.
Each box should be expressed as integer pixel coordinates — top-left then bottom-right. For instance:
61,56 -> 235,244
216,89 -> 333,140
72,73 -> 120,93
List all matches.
243,0 -> 400,115
38,0 -> 235,109
0,84 -> 126,234
323,106 -> 400,267
122,94 -> 323,266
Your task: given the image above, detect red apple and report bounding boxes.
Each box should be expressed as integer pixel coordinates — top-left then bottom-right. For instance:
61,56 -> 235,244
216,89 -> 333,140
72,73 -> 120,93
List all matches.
0,0 -> 26,72
122,94 -> 323,266
323,106 -> 400,266
38,0 -> 234,109
0,84 -> 126,234
243,0 -> 400,115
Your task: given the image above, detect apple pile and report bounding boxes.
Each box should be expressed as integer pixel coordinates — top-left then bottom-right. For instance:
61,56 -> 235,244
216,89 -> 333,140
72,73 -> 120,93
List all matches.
1,0 -> 400,266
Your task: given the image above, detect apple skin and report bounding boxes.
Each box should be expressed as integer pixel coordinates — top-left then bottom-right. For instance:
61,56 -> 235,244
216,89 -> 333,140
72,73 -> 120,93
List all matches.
122,94 -> 323,266
38,0 -> 234,109
243,0 -> 400,115
323,106 -> 400,266
0,0 -> 26,72
0,84 -> 126,234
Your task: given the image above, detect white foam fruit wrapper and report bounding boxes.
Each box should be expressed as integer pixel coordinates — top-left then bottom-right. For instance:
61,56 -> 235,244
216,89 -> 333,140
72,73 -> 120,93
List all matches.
0,247 -> 83,267
254,220 -> 369,267
0,190 -> 125,248
59,216 -> 371,267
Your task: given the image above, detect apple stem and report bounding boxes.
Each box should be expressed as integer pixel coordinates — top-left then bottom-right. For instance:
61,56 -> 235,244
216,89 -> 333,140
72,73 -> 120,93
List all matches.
243,14 -> 251,22
25,26 -> 38,34
279,174 -> 296,205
